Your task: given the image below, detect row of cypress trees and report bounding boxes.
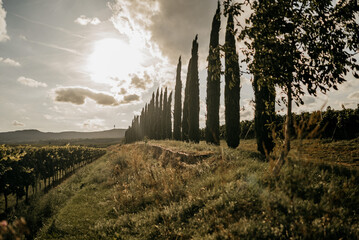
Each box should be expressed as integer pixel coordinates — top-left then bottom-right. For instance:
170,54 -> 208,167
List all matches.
125,88 -> 172,143
172,2 -> 241,148
125,2 -> 242,149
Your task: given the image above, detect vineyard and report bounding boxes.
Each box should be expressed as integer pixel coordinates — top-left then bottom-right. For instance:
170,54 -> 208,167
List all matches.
0,145 -> 106,213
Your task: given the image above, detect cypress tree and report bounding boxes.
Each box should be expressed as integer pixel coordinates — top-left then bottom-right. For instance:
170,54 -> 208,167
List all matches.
155,88 -> 160,139
182,58 -> 192,142
140,107 -> 145,139
188,35 -> 200,143
149,92 -> 155,139
160,88 -> 164,139
163,88 -> 168,138
144,103 -> 149,138
224,11 -> 240,148
206,1 -> 221,145
166,91 -> 173,139
173,56 -> 182,140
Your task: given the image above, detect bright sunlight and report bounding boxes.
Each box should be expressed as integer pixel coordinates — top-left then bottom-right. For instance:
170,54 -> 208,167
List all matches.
87,38 -> 143,84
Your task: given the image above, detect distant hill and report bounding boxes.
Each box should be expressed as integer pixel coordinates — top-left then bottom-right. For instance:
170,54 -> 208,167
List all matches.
0,129 -> 126,144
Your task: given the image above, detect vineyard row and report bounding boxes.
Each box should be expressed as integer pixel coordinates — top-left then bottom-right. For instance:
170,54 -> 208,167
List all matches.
0,145 -> 106,212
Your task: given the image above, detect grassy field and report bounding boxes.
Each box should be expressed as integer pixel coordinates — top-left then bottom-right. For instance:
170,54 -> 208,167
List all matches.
2,139 -> 358,239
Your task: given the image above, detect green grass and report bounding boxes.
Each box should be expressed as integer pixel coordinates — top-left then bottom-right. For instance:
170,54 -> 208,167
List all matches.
5,140 -> 359,239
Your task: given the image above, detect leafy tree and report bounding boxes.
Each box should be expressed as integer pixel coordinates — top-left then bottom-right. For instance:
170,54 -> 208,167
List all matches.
240,0 -> 358,167
253,75 -> 276,156
173,56 -> 182,140
206,1 -> 222,145
224,10 -> 241,148
188,35 -> 200,143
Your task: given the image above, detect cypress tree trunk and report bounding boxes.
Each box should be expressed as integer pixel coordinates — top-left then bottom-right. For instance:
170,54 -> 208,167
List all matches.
253,74 -> 276,156
188,35 -> 200,143
206,1 -> 221,145
224,11 -> 240,149
173,56 -> 182,140
182,59 -> 192,142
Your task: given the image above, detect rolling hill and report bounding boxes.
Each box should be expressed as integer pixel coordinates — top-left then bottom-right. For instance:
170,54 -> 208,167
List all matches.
0,129 -> 126,144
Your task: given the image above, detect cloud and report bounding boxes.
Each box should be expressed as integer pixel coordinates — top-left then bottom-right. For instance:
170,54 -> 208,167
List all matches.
54,87 -> 119,106
12,120 -> 25,127
17,76 -> 47,88
110,0 -> 250,65
14,13 -> 85,39
348,91 -> 359,100
0,57 -> 21,66
80,118 -> 106,130
119,88 -> 127,95
130,72 -> 152,90
74,15 -> 101,26
302,96 -> 316,105
20,35 -> 83,56
0,0 -> 9,42
120,94 -> 140,104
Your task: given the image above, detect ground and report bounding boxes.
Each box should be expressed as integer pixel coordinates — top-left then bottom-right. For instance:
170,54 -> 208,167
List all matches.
2,139 -> 359,239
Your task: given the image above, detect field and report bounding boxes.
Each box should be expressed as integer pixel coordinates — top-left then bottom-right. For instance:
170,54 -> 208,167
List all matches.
2,138 -> 358,239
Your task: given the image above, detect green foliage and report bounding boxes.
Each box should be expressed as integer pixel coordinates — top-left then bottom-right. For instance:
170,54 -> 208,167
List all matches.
182,58 -> 192,142
188,35 -> 201,143
125,87 -> 174,143
224,105 -> 359,142
173,56 -> 182,141
166,91 -> 173,139
253,74 -> 276,155
96,142 -> 359,239
206,1 -> 221,145
224,10 -> 241,149
237,0 -> 359,154
0,145 -> 106,213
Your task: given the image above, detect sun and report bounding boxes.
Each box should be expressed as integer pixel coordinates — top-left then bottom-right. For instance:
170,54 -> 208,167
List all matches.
87,38 -> 143,84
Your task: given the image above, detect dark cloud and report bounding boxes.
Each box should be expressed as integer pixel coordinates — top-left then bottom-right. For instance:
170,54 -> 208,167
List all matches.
130,72 -> 152,90
150,0 -> 218,63
119,88 -> 127,95
120,94 -> 140,104
55,87 -> 119,106
110,0 -> 220,64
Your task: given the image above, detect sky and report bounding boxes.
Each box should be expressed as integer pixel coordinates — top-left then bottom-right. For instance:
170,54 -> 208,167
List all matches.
0,0 -> 358,133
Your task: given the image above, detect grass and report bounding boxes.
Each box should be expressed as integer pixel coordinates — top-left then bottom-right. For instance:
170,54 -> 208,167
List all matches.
3,140 -> 359,239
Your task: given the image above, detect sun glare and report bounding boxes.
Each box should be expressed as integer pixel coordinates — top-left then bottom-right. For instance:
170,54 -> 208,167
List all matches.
87,38 -> 143,84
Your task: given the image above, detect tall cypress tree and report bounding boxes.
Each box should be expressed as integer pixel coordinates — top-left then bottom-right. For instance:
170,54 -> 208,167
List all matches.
206,1 -> 221,145
163,88 -> 168,138
149,92 -> 155,139
182,58 -> 192,142
160,88 -> 164,139
173,56 -> 182,140
155,88 -> 160,139
144,103 -> 149,138
166,91 -> 173,139
188,35 -> 200,143
224,11 -> 240,148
